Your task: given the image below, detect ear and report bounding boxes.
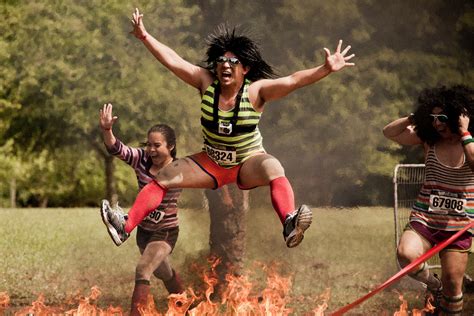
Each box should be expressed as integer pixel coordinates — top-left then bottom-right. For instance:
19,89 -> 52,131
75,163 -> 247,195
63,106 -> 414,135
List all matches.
243,66 -> 250,75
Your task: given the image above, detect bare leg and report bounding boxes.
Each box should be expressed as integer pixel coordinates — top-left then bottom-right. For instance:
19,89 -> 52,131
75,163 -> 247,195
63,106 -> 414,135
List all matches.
438,251 -> 468,315
130,241 -> 172,316
239,154 -> 311,247
125,158 -> 215,232
397,230 -> 441,290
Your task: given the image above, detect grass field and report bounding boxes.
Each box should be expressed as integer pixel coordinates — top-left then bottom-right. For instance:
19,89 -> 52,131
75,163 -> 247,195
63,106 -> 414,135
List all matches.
0,206 -> 473,315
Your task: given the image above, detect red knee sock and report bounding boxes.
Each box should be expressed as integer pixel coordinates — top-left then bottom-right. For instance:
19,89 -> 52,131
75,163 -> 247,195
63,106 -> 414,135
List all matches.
270,176 -> 295,224
125,180 -> 167,233
163,269 -> 185,294
130,280 -> 150,316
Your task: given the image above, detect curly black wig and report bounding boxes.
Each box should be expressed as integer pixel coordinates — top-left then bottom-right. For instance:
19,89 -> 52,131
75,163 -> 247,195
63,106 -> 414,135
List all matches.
204,24 -> 276,81
412,85 -> 474,145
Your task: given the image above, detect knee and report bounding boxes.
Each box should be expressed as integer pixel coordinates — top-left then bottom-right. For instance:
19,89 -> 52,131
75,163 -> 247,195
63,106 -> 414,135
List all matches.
135,262 -> 153,281
397,245 -> 417,267
262,157 -> 285,180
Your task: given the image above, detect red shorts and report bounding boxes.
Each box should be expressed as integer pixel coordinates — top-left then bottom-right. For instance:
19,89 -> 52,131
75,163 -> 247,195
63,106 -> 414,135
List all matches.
188,152 -> 250,190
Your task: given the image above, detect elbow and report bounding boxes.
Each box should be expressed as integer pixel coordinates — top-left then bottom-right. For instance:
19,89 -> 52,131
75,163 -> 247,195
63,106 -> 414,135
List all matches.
382,126 -> 391,139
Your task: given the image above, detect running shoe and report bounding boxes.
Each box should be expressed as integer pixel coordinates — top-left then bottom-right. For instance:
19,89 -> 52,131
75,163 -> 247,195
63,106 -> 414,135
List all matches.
424,274 -> 443,315
100,199 -> 129,246
283,204 -> 313,248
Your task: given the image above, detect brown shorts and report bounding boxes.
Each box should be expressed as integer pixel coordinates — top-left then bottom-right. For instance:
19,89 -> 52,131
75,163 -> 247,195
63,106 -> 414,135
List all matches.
136,226 -> 179,252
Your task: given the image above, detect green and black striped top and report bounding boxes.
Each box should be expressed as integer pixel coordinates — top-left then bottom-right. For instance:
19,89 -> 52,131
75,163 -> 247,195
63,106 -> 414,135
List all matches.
200,79 -> 265,167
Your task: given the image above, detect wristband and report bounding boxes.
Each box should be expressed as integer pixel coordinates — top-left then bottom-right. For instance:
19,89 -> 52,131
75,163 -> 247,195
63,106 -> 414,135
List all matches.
462,138 -> 474,146
461,131 -> 471,137
102,128 -> 111,131
139,33 -> 147,41
407,113 -> 415,124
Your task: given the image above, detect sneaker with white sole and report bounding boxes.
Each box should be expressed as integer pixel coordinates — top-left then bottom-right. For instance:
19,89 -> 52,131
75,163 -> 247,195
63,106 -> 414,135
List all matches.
100,199 -> 129,246
283,204 -> 313,248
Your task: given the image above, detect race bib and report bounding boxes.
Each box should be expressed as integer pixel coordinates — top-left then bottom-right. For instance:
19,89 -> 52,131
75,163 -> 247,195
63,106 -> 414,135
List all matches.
429,190 -> 466,215
205,144 -> 236,165
145,209 -> 165,224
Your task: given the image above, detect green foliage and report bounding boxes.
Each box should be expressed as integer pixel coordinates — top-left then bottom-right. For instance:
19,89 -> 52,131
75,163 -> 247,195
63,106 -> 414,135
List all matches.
1,0 -> 473,206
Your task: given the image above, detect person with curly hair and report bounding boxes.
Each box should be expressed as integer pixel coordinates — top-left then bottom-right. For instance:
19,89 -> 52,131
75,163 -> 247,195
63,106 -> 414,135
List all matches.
383,85 -> 474,315
100,7 -> 355,249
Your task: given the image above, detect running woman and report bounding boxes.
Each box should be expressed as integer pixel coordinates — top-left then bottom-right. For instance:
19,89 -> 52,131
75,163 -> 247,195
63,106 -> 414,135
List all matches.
100,103 -> 184,316
101,8 -> 355,249
383,85 -> 474,315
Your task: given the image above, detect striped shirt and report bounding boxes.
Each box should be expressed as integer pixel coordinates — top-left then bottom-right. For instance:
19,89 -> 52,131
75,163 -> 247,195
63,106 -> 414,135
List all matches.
106,139 -> 181,231
200,79 -> 265,167
411,145 -> 474,233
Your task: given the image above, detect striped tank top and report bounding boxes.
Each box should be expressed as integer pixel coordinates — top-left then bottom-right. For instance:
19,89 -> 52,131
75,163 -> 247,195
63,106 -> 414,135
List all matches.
106,138 -> 181,231
200,79 -> 265,167
411,145 -> 474,233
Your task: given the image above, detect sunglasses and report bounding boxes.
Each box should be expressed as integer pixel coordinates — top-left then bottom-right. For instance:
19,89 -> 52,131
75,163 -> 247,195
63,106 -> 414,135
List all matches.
429,114 -> 449,123
216,56 -> 240,66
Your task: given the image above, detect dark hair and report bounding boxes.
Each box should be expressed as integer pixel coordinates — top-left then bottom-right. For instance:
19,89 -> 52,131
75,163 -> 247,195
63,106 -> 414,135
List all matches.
146,124 -> 177,158
204,24 -> 276,81
412,85 -> 474,145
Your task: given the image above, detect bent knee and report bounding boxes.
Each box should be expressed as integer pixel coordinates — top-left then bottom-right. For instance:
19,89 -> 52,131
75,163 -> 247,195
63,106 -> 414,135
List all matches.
397,246 -> 418,266
135,263 -> 154,281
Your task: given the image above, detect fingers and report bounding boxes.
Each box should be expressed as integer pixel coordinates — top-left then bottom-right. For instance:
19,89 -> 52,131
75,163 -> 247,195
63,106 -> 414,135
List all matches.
341,45 -> 351,56
323,47 -> 331,58
336,39 -> 342,53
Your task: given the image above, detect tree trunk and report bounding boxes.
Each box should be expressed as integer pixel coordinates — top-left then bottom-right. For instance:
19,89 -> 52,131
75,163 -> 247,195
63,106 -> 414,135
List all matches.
206,184 -> 249,296
10,178 -> 16,208
104,155 -> 117,205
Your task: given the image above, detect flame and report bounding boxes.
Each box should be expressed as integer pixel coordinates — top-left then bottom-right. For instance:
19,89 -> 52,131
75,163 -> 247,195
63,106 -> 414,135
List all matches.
311,288 -> 330,316
0,292 -> 10,316
2,261 -> 443,315
11,287 -> 123,316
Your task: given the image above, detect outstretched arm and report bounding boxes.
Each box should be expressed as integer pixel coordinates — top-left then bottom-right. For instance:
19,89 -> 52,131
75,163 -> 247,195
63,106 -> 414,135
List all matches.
250,40 -> 355,110
382,115 -> 423,146
99,103 -> 118,148
130,8 -> 213,92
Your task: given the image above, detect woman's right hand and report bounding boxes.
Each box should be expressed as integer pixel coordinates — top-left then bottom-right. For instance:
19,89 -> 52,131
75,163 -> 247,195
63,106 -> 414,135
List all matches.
99,103 -> 118,131
130,8 -> 147,40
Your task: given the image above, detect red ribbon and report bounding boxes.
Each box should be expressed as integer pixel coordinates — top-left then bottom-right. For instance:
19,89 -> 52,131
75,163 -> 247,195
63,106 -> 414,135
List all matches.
330,221 -> 474,315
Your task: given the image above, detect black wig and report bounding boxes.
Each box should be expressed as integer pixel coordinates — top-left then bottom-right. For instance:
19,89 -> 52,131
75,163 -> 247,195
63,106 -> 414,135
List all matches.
412,85 -> 474,145
204,24 -> 276,81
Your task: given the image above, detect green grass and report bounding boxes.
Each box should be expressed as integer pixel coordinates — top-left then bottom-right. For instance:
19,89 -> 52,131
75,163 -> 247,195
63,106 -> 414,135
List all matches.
0,206 -> 473,315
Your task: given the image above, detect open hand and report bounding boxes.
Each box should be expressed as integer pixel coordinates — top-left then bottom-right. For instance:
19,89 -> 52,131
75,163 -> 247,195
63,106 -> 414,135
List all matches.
99,103 -> 118,130
130,8 -> 147,39
324,40 -> 355,72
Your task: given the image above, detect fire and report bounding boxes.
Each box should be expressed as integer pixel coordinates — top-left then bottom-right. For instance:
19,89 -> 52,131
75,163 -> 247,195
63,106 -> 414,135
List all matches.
393,291 -> 436,316
0,261 -> 441,315
0,291 -> 10,315
9,287 -> 123,316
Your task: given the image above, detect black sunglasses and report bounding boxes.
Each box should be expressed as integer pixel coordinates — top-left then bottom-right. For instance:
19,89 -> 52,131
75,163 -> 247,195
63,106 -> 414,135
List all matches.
216,56 -> 240,66
429,114 -> 449,123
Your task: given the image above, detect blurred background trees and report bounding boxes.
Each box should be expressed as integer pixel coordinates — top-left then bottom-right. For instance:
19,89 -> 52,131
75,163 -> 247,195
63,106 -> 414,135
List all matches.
1,0 -> 472,207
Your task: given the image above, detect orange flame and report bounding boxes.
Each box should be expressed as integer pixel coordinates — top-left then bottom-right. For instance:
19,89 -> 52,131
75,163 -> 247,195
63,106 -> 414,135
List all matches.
2,261 -> 442,315
311,288 -> 330,316
0,292 -> 10,315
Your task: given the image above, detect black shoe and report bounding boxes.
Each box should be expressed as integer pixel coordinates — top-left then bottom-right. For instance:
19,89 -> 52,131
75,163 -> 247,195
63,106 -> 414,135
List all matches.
100,199 -> 129,246
283,205 -> 313,248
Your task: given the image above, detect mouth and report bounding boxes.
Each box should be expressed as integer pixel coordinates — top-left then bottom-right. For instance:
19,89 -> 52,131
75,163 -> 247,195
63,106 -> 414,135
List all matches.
221,70 -> 232,79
